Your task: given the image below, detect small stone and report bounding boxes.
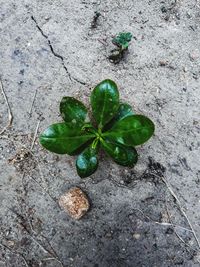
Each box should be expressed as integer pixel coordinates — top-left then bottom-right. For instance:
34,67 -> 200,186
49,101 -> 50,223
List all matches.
6,240 -> 15,247
59,187 -> 89,220
44,16 -> 51,21
189,50 -> 199,61
133,233 -> 141,240
159,60 -> 169,66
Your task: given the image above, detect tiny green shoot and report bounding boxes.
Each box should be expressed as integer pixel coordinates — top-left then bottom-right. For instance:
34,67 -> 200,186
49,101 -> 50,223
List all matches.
109,32 -> 133,63
113,32 -> 133,50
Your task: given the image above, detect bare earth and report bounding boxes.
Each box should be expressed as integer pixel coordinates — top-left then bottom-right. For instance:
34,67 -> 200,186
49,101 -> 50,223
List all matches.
0,0 -> 200,266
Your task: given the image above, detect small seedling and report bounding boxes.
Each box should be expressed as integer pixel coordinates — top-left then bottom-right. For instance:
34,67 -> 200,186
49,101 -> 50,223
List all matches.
113,32 -> 132,50
109,32 -> 132,63
40,79 -> 155,178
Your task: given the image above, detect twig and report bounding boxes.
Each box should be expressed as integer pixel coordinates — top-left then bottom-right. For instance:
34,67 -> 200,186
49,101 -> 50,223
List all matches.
28,175 -> 57,205
97,38 -> 108,46
28,89 -> 37,116
8,209 -> 64,267
39,234 -> 63,266
154,222 -> 192,232
27,236 -> 64,267
42,257 -> 60,261
0,242 -> 29,267
159,175 -> 200,250
0,78 -> 13,135
132,208 -> 192,233
20,228 -> 64,267
165,203 -> 200,264
30,120 -> 41,150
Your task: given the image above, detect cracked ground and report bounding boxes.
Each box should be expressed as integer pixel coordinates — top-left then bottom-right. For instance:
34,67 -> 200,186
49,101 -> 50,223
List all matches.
0,0 -> 200,266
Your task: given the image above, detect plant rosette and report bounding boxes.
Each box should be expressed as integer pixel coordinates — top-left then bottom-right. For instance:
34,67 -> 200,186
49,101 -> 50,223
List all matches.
40,79 -> 155,178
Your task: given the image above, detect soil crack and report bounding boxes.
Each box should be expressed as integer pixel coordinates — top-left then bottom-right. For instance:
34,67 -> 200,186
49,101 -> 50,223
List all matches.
31,16 -> 86,86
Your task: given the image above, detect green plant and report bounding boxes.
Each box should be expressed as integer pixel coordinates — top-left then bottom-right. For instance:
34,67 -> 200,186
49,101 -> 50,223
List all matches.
40,79 -> 155,178
109,32 -> 132,63
113,32 -> 132,50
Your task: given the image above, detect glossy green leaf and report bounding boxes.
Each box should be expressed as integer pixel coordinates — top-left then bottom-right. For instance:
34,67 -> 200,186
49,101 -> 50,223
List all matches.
103,115 -> 155,146
60,97 -> 88,123
40,123 -> 95,155
76,144 -> 98,178
114,103 -> 134,120
90,79 -> 119,129
101,139 -> 138,167
103,102 -> 134,131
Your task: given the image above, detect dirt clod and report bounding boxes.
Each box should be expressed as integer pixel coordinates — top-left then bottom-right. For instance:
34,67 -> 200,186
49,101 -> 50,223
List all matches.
59,187 -> 90,220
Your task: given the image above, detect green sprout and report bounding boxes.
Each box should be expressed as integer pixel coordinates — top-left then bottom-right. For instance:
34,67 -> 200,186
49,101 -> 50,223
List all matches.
109,32 -> 133,63
113,32 -> 133,50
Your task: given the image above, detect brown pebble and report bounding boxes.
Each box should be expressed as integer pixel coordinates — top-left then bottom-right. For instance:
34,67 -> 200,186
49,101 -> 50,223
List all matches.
59,187 -> 89,220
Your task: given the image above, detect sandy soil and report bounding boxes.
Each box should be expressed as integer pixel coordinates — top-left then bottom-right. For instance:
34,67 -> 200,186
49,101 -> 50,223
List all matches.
0,0 -> 200,266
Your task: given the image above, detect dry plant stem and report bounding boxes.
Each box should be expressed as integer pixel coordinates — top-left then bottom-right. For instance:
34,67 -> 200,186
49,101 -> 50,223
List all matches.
159,175 -> 200,250
0,243 -> 29,267
165,203 -> 200,264
132,208 -> 192,233
28,175 -> 58,205
27,235 -> 64,267
8,208 -> 64,267
154,222 -> 192,232
133,200 -> 200,263
30,120 -> 41,150
27,235 -> 63,266
29,89 -> 37,116
42,257 -> 61,262
0,78 -> 13,135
